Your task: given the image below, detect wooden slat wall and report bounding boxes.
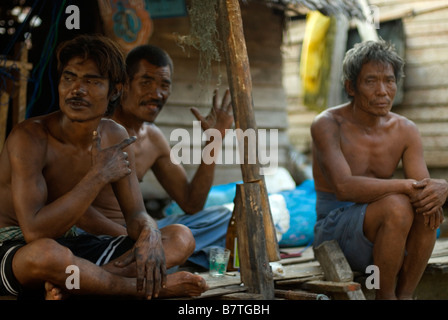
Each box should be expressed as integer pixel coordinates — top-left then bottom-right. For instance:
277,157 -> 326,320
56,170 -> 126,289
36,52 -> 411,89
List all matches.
140,2 -> 291,199
282,17 -> 316,158
284,0 -> 448,177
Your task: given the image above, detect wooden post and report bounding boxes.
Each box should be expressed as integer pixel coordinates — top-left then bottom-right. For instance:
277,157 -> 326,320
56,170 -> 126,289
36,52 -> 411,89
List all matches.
355,0 -> 379,41
0,92 -> 9,151
234,182 -> 274,299
218,0 -> 280,263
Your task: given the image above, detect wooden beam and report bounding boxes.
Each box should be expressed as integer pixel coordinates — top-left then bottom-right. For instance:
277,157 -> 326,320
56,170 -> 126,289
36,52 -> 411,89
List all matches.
234,182 -> 274,299
218,0 -> 280,263
0,92 -> 9,151
355,0 -> 379,41
275,289 -> 329,300
327,15 -> 349,108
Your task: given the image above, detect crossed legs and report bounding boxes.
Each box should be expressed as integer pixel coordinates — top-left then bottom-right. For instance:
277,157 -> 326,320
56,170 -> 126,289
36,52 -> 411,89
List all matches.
11,224 -> 208,299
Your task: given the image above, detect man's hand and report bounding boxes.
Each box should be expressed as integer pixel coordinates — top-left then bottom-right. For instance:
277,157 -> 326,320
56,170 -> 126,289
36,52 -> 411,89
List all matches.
113,227 -> 167,299
410,178 -> 447,229
91,131 -> 136,183
190,88 -> 233,138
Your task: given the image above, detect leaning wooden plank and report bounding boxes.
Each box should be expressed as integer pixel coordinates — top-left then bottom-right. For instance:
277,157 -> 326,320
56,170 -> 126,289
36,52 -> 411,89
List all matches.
312,240 -> 366,300
313,240 -> 353,282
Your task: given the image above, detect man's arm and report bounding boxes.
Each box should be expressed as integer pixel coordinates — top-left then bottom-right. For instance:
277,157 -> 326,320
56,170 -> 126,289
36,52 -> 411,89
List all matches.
153,89 -> 233,214
108,138 -> 166,299
9,122 -> 134,242
76,206 -> 127,236
399,119 -> 445,229
311,112 -> 416,203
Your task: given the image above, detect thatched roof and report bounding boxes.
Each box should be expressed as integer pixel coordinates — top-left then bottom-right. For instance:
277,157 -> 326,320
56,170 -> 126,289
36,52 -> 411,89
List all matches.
261,0 -> 366,19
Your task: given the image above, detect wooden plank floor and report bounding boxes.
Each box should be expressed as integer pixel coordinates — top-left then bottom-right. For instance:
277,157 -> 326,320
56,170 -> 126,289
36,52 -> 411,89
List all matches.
1,238 -> 448,300
194,237 -> 448,300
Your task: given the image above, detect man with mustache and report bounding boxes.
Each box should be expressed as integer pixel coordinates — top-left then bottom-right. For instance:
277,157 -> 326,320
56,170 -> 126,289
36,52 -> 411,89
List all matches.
311,39 -> 448,299
75,45 -> 234,270
0,35 -> 207,299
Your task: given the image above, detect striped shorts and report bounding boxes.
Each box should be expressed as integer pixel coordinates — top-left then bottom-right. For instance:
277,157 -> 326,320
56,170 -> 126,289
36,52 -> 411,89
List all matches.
0,234 -> 134,297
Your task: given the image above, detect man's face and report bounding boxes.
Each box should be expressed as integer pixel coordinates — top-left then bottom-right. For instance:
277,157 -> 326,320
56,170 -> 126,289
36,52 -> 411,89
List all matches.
349,60 -> 397,117
58,57 -> 110,122
123,59 -> 172,123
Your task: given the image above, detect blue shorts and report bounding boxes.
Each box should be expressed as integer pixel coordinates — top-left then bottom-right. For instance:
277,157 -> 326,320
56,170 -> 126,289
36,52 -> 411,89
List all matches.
313,191 -> 373,272
158,205 -> 232,269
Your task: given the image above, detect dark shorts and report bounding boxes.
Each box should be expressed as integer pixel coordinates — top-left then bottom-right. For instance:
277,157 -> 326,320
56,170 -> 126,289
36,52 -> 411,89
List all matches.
313,191 -> 374,272
0,234 -> 134,297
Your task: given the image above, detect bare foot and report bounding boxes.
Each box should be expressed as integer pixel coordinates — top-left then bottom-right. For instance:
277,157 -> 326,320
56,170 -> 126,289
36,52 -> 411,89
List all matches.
44,281 -> 65,300
158,271 -> 208,298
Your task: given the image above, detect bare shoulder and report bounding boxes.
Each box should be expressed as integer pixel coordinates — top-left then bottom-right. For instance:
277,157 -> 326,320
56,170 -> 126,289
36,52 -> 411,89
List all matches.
311,104 -> 349,134
144,122 -> 165,139
388,111 -> 419,133
6,115 -> 51,152
142,122 -> 171,149
98,118 -> 130,146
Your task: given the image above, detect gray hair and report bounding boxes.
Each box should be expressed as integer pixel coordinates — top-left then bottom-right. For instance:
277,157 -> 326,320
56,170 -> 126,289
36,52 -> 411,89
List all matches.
342,39 -> 404,99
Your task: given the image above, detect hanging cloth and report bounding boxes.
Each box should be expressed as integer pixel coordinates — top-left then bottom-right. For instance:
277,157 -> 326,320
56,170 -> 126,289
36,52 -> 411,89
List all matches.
98,0 -> 153,53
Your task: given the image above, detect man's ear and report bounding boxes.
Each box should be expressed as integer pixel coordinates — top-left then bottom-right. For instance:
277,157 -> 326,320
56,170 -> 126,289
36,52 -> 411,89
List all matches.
345,80 -> 355,97
110,84 -> 123,101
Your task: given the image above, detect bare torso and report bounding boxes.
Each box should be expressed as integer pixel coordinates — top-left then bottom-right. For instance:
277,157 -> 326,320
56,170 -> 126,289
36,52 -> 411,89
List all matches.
312,103 -> 415,193
0,111 -> 127,229
91,122 -> 166,224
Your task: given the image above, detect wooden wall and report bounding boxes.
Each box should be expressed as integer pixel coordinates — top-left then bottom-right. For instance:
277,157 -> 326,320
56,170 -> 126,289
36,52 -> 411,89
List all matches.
140,2 -> 290,199
284,0 -> 448,179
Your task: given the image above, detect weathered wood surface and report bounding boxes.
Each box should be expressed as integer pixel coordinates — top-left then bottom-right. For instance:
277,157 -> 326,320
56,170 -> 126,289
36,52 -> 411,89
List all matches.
284,1 -> 448,170
233,183 -> 274,298
218,0 -> 280,267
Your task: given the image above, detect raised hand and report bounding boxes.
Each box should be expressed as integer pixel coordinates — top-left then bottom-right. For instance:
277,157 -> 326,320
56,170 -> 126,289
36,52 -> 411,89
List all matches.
91,130 -> 137,183
190,88 -> 234,138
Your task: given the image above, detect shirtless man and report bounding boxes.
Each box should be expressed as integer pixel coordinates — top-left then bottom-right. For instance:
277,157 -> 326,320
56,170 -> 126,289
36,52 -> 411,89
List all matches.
75,45 -> 234,269
0,35 -> 207,299
311,39 -> 447,299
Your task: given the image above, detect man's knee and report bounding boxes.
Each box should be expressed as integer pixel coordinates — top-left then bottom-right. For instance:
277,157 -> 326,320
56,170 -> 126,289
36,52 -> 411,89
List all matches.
15,238 -> 73,278
382,194 -> 414,230
162,224 -> 195,255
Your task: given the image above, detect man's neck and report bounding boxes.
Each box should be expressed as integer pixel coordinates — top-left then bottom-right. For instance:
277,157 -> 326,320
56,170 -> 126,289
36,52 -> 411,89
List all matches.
58,112 -> 102,148
349,101 -> 386,130
111,105 -> 144,136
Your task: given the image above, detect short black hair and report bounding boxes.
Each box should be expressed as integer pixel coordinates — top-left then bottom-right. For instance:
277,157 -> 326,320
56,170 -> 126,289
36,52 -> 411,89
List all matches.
125,45 -> 173,80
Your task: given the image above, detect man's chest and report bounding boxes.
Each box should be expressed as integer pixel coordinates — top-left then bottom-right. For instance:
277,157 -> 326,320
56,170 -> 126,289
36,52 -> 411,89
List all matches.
340,130 -> 404,178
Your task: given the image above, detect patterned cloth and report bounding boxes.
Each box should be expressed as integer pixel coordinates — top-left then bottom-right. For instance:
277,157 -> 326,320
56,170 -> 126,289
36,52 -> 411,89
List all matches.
0,226 -> 78,244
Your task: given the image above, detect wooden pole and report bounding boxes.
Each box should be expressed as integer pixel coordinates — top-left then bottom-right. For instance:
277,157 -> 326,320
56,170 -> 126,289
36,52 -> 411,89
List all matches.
0,92 -> 9,151
218,0 -> 280,263
234,183 -> 274,298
